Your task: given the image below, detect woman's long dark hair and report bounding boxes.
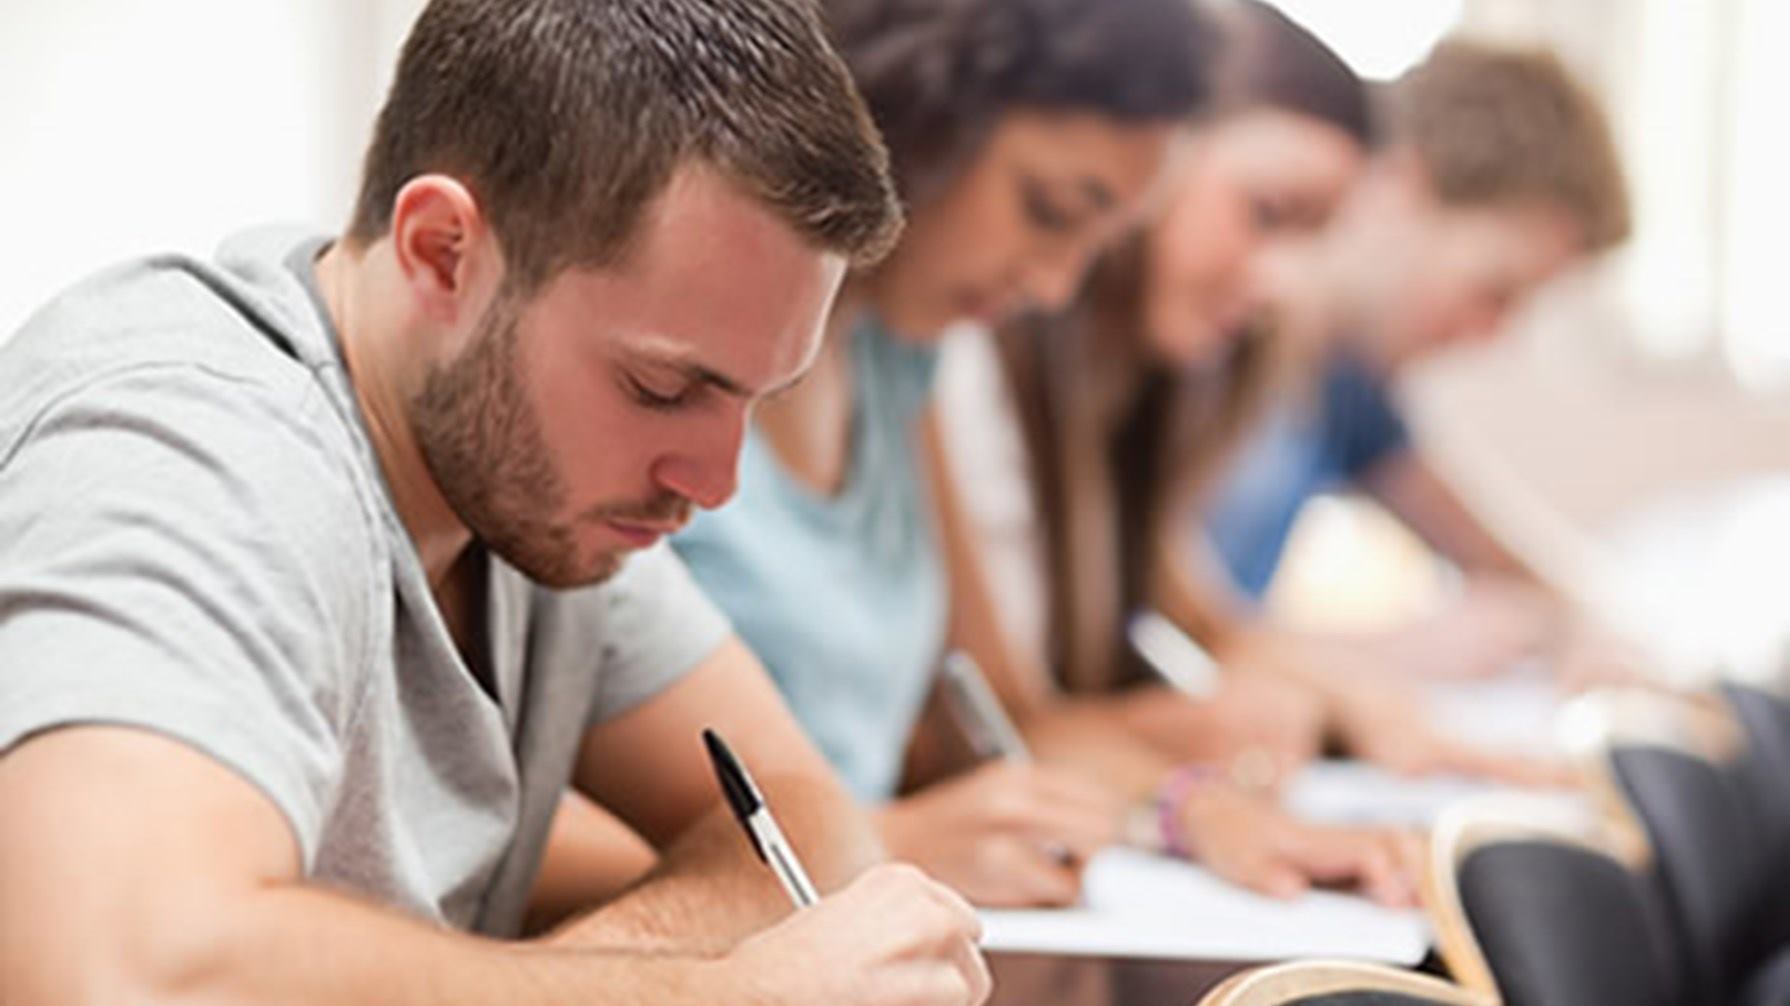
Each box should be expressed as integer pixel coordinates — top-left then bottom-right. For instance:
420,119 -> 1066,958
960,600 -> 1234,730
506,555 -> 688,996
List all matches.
1212,0 -> 1375,147
998,0 -> 1373,693
820,0 -> 1219,204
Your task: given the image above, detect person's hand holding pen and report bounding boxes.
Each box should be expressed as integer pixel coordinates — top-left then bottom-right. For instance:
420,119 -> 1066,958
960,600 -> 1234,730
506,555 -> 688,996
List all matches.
874,760 -> 1124,907
721,864 -> 992,1006
706,729 -> 992,1005
878,653 -> 1122,907
1065,615 -> 1322,792
1105,675 -> 1325,788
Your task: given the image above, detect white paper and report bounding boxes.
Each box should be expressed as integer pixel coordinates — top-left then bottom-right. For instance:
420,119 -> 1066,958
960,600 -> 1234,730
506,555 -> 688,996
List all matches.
1283,761 -> 1501,828
977,676 -> 1571,962
979,848 -> 1430,962
1422,668 -> 1565,754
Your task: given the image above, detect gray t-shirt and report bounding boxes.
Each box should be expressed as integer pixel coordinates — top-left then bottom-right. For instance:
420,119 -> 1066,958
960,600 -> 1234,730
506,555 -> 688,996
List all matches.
0,227 -> 731,937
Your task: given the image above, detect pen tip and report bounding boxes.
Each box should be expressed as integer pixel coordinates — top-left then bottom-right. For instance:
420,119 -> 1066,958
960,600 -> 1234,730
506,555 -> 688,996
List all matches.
703,727 -> 763,817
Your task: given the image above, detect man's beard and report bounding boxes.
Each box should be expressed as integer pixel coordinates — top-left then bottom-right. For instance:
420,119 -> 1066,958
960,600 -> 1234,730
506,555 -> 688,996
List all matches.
408,294 -> 683,588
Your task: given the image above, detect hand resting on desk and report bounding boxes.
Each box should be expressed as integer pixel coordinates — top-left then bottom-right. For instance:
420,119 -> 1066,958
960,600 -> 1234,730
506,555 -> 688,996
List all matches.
1177,781 -> 1425,908
876,761 -> 1124,908
1329,680 -> 1577,787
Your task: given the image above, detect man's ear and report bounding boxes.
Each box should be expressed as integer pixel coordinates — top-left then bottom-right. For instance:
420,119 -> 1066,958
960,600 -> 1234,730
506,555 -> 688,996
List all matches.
387,175 -> 499,326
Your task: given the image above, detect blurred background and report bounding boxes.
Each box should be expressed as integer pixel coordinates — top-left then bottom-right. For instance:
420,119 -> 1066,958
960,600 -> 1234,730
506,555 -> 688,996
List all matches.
3,0 -> 1786,679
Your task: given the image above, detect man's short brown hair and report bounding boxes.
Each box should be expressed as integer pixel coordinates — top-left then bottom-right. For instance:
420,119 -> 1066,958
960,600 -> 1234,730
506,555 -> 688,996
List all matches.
347,0 -> 902,291
1390,40 -> 1632,252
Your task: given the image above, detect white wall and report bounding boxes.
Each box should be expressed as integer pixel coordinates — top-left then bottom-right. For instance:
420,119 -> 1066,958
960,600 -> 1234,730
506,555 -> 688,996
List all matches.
0,0 -> 419,334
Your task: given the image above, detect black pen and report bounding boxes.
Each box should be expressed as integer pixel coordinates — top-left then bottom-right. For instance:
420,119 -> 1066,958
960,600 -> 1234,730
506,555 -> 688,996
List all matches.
703,727 -> 820,909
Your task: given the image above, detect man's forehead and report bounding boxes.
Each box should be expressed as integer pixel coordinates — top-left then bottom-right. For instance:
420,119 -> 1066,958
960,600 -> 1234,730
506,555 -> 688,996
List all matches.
540,165 -> 840,397
646,165 -> 814,261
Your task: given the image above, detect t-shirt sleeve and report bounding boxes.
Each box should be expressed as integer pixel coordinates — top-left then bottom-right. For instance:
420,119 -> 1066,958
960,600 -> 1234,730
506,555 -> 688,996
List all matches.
0,366 -> 376,867
561,542 -> 733,727
1323,353 -> 1413,480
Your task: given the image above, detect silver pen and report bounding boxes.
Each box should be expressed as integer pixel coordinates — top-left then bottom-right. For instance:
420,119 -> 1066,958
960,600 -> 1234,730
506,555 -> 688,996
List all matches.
938,652 -> 1083,865
1127,610 -> 1222,699
939,650 -> 1033,762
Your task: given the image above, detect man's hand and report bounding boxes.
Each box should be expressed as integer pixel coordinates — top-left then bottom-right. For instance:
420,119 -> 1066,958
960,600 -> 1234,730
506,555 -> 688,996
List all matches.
720,864 -> 991,1006
876,762 -> 1123,907
1330,683 -> 1576,787
1383,578 -> 1558,680
1552,619 -> 1658,693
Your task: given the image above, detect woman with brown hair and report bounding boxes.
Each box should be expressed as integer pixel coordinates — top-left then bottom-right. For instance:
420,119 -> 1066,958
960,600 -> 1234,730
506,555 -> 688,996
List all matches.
672,0 -> 1216,909
930,0 -> 1431,899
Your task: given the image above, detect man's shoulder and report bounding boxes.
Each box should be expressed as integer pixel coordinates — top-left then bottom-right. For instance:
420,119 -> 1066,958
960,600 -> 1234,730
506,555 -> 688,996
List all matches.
0,246 -> 392,586
6,234 -> 329,401
2,234 -> 367,479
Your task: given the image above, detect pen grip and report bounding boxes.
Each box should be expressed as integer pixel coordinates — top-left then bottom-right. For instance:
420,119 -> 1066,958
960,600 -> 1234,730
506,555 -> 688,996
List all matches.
750,811 -> 821,908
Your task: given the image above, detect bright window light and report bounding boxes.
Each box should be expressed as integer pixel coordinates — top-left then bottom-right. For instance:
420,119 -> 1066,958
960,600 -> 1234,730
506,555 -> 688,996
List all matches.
1722,0 -> 1790,392
1260,0 -> 1465,81
1620,0 -> 1723,364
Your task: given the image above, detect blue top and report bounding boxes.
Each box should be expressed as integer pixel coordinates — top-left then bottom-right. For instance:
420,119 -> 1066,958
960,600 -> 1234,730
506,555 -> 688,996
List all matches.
673,319 -> 945,801
1205,349 -> 1411,598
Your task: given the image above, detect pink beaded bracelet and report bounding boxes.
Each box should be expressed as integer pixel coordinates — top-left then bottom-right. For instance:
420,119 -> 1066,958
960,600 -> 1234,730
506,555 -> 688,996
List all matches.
1154,763 -> 1224,859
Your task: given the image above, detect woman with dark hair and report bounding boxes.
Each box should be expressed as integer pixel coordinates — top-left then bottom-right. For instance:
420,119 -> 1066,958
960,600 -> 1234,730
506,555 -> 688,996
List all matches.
931,0 -> 1432,900
670,0 -> 1214,909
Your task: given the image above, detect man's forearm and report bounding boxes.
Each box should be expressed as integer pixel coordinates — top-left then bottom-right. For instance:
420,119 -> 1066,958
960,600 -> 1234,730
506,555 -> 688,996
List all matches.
1365,453 -> 1537,580
12,881 -> 724,1006
550,773 -> 883,955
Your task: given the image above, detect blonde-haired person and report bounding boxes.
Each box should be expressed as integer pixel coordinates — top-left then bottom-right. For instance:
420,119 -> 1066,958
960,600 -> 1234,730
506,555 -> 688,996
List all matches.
940,40 -> 1634,822
1196,39 -> 1635,770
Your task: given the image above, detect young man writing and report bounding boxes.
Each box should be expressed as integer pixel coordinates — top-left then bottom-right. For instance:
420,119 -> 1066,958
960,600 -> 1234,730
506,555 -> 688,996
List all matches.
0,2 -> 987,1003
1190,40 -> 1636,773
1208,41 -> 1633,609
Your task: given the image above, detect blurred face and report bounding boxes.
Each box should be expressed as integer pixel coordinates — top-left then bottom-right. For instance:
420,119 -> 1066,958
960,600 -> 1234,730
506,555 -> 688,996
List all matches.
1140,110 -> 1362,367
412,168 -> 842,587
871,110 -> 1179,341
1373,201 -> 1583,365
1333,159 -> 1586,369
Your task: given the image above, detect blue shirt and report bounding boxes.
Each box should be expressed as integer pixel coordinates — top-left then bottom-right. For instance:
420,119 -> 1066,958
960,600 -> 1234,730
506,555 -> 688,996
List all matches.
673,320 -> 945,801
1205,350 -> 1411,598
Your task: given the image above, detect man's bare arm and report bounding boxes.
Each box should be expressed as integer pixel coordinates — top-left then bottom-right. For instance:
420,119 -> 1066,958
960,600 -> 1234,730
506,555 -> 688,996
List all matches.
524,793 -> 659,936
1362,451 -> 1536,580
0,727 -> 731,1006
0,726 -> 987,1006
552,637 -> 884,953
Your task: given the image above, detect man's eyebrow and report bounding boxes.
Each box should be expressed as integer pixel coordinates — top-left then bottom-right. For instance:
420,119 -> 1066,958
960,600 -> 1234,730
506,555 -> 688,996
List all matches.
682,361 -> 755,398
626,343 -> 803,399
